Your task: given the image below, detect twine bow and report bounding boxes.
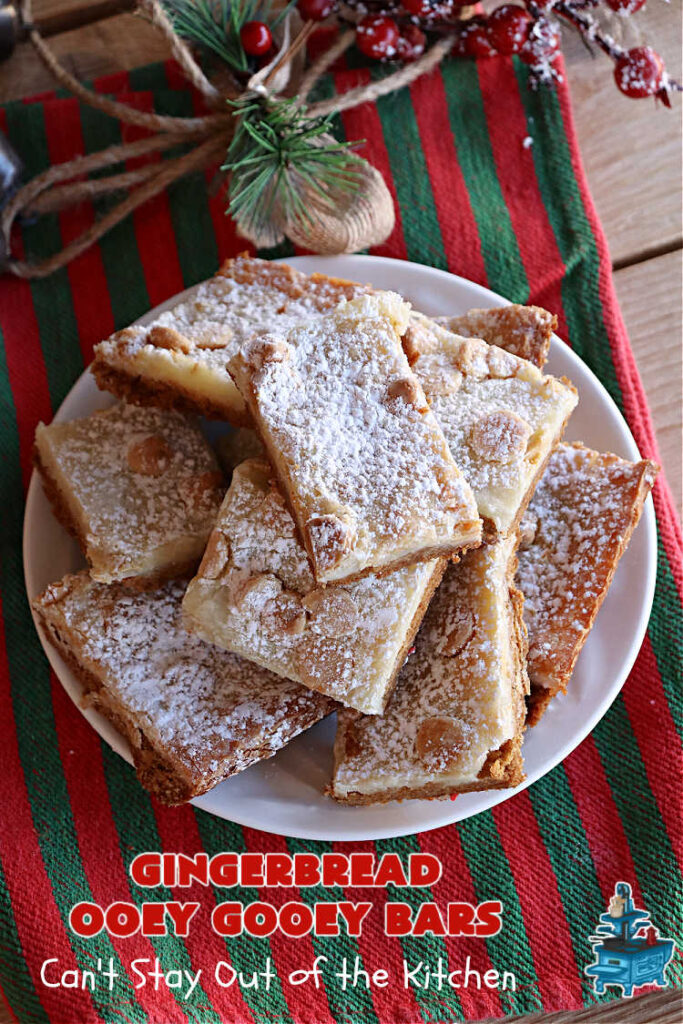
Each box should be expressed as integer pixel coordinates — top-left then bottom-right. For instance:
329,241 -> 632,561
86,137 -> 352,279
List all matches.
2,0 -> 457,279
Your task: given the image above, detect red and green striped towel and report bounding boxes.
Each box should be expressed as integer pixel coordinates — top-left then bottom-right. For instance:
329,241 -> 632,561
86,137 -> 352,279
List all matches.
0,52 -> 681,1024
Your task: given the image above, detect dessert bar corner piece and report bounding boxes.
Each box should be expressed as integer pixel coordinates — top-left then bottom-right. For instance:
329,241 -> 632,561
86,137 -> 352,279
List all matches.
33,573 -> 334,804
92,254 -> 370,425
517,442 -> 658,724
227,292 -> 482,585
182,459 -> 447,715
433,304 -> 556,370
404,314 -> 578,539
330,536 -> 529,804
34,403 -> 224,587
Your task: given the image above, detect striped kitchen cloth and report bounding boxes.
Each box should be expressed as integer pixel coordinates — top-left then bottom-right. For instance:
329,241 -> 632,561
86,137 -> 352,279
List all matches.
0,51 -> 680,1023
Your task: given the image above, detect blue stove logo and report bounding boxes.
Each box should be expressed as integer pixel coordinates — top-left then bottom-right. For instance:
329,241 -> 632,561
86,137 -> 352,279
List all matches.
585,882 -> 675,998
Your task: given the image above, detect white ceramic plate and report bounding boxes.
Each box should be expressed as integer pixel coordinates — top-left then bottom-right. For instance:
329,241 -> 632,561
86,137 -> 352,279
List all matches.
23,255 -> 657,841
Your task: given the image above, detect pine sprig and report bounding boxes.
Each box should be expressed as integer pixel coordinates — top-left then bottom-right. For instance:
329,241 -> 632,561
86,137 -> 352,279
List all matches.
223,96 -> 365,240
161,0 -> 291,74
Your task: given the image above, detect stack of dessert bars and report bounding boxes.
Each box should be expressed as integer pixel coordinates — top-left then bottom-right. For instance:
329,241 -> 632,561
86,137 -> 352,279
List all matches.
32,256 -> 658,806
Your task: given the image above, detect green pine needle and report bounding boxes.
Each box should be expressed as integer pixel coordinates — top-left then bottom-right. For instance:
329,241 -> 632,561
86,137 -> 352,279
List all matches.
161,0 -> 292,74
223,97 -> 365,240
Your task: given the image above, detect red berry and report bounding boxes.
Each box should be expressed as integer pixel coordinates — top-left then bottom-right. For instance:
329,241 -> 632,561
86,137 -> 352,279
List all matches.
605,0 -> 647,11
297,0 -> 335,21
487,4 -> 532,56
240,20 -> 273,57
458,17 -> 498,59
396,24 -> 427,62
402,0 -> 433,16
614,46 -> 664,98
356,16 -> 400,60
519,17 -> 560,65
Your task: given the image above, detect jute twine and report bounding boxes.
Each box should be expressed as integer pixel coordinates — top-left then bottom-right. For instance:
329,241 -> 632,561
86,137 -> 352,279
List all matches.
2,0 -> 459,278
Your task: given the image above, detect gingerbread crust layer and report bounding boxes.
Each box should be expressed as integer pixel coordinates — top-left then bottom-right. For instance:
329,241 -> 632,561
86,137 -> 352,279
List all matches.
91,362 -> 255,426
92,254 -> 371,426
433,305 -> 556,370
34,575 -> 335,804
519,443 -> 658,723
330,541 -> 528,804
34,447 -> 203,591
403,315 -> 578,542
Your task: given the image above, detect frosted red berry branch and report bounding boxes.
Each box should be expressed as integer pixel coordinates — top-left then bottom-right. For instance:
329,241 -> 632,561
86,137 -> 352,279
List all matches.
548,0 -> 680,103
287,0 -> 680,102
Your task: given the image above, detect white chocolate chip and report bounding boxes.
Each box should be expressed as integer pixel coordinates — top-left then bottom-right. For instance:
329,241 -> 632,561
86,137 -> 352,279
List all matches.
386,377 -> 428,413
147,325 -> 192,353
127,435 -> 173,477
303,589 -> 360,638
306,513 -> 356,574
469,410 -> 532,463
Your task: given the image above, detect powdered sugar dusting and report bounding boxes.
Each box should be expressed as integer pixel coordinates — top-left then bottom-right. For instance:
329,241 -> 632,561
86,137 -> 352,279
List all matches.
35,574 -> 331,782
183,460 -> 443,715
35,403 -> 222,580
516,442 -> 657,694
229,293 -> 480,581
406,314 -> 577,536
332,538 -> 527,797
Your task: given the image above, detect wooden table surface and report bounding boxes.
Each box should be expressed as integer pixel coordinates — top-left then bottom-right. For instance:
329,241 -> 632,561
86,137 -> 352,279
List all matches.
0,4 -> 680,1024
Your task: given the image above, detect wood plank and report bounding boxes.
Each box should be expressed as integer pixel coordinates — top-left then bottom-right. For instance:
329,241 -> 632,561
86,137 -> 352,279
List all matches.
34,2 -> 136,39
33,0 -> 133,34
614,250 -> 682,517
0,13 -> 170,101
562,0 -> 682,267
2,1 -> 680,266
477,989 -> 683,1023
